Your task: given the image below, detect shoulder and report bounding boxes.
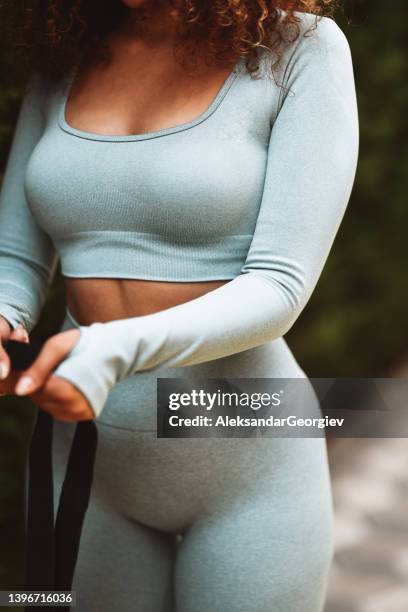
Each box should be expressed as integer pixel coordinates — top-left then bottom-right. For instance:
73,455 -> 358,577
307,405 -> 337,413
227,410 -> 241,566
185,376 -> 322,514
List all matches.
282,12 -> 352,63
258,11 -> 350,72
24,70 -> 50,103
259,10 -> 354,91
293,11 -> 348,42
257,11 -> 353,86
260,11 -> 357,118
23,69 -> 59,119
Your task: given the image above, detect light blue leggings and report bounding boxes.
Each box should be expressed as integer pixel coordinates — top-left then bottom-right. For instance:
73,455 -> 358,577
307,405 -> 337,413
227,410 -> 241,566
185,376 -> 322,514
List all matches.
51,308 -> 334,611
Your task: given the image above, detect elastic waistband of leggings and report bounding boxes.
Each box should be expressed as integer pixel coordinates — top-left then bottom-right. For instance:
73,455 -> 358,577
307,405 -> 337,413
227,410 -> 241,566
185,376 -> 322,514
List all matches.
65,306 -> 81,329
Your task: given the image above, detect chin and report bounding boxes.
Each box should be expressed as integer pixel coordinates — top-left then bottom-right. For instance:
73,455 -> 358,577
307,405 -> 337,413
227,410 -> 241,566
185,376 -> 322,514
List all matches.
121,0 -> 152,7
120,0 -> 170,12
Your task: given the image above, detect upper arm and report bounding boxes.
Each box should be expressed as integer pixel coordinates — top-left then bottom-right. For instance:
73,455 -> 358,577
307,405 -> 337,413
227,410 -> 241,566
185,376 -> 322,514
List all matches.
241,16 -> 359,312
0,72 -> 54,254
0,72 -> 59,330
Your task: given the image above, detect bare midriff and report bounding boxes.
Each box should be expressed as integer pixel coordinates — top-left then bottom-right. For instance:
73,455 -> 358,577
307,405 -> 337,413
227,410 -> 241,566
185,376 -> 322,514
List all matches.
64,278 -> 230,325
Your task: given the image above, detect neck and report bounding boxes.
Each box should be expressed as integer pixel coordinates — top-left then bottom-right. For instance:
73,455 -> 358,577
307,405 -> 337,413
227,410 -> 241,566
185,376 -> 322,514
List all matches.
123,3 -> 178,43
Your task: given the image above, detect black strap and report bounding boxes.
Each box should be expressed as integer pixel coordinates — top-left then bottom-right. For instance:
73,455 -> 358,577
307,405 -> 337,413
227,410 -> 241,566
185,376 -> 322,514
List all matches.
54,421 -> 98,592
5,339 -> 44,372
24,411 -> 98,611
24,410 -> 55,593
6,339 -> 98,609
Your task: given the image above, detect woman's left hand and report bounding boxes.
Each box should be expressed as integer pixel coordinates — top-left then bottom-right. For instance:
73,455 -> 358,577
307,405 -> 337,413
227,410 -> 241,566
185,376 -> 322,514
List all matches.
14,329 -> 95,422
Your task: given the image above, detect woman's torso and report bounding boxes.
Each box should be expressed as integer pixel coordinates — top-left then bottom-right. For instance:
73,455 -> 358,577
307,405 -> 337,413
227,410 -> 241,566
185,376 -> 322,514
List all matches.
24,19 -> 285,325
63,30 -> 244,323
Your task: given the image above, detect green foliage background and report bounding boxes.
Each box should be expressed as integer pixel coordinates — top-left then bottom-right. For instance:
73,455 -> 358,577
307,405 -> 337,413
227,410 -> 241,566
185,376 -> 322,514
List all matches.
286,1 -> 408,377
0,0 -> 407,596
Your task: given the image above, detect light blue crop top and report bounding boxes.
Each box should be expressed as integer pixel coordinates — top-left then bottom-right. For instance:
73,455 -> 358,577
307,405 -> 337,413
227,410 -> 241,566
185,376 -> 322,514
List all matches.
0,12 -> 359,418
26,53 -> 258,281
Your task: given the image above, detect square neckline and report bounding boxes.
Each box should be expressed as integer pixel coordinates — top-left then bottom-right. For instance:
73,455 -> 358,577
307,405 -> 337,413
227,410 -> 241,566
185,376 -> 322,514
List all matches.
58,56 -> 246,143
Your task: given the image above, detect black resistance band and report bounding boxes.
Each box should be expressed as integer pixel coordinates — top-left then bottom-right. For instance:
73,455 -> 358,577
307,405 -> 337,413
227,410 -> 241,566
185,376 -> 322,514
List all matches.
5,340 -> 98,611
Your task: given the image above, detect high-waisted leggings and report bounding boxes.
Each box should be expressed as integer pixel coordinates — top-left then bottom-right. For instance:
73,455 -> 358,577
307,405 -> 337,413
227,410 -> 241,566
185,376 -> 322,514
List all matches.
51,307 -> 334,612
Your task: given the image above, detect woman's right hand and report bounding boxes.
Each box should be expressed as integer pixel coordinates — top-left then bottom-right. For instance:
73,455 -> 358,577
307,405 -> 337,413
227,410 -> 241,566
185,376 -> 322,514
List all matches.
0,317 -> 29,394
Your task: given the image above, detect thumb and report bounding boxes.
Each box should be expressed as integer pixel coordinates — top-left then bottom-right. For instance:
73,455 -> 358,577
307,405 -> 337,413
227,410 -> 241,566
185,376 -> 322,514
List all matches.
0,317 -> 12,380
14,336 -> 69,396
0,342 -> 11,381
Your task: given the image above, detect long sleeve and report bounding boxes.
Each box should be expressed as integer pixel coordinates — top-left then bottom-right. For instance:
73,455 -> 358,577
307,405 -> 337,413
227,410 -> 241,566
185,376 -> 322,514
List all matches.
53,17 -> 359,418
0,73 -> 58,332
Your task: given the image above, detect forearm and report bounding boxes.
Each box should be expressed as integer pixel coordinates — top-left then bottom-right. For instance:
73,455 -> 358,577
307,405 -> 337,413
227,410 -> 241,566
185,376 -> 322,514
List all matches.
53,272 -> 300,415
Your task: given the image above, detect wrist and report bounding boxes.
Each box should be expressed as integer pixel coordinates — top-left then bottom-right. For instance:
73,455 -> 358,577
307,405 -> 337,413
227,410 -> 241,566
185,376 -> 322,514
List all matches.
87,318 -> 140,380
53,321 -> 131,418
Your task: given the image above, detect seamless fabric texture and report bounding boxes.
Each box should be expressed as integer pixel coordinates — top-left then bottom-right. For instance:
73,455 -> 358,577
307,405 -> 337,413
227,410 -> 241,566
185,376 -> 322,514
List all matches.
0,13 -> 359,417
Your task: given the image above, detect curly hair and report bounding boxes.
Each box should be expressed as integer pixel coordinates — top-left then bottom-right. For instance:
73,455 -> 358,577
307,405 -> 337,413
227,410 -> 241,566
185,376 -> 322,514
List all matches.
0,1 -> 339,83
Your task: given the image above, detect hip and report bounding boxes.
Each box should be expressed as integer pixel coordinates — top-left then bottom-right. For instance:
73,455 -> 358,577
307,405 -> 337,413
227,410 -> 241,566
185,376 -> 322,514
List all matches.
55,308 -> 332,531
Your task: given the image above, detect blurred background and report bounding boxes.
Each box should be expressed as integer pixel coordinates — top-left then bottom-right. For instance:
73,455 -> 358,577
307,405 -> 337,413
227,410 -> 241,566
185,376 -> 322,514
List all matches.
0,0 -> 407,610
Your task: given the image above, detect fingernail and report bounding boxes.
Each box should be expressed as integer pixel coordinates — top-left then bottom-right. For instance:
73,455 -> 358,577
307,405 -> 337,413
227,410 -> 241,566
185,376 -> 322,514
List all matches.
0,363 -> 9,380
15,376 -> 34,395
16,325 -> 28,341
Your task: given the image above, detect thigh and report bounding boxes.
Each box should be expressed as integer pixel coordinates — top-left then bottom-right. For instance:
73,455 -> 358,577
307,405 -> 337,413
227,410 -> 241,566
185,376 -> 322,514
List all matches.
52,420 -> 177,612
71,499 -> 176,612
174,438 -> 334,612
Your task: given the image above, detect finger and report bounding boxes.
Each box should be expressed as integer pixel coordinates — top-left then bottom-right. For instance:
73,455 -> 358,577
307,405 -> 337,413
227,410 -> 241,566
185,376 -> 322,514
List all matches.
0,342 -> 11,381
0,317 -> 14,380
9,324 -> 29,343
30,375 -> 71,405
29,397 -> 79,422
14,336 -> 72,395
30,377 -> 94,422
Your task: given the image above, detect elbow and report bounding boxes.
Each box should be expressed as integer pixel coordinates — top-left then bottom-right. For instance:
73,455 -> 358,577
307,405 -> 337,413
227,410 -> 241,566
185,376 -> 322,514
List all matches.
247,268 -> 308,339
273,283 -> 305,338
277,302 -> 303,338
241,258 -> 314,339
248,264 -> 307,311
